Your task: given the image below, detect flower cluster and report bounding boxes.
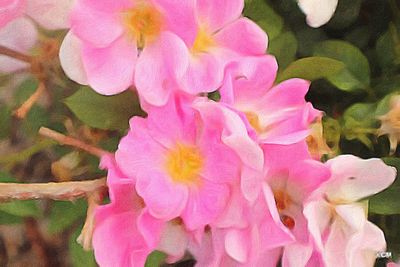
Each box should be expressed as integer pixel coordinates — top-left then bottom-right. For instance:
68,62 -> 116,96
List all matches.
2,0 -> 396,266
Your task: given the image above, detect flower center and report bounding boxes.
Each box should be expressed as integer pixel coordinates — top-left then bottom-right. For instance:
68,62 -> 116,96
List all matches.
274,190 -> 296,229
191,27 -> 215,53
245,111 -> 264,133
123,4 -> 164,48
165,143 -> 203,184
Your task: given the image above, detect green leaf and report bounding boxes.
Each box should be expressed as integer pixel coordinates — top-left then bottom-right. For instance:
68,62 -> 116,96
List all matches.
0,104 -> 11,139
145,251 -> 166,267
69,227 -> 96,267
376,23 -> 400,71
342,103 -> 378,148
276,57 -> 345,83
0,211 -> 23,224
13,78 -> 38,106
65,87 -> 145,132
48,200 -> 87,234
243,0 -> 283,40
269,31 -> 298,70
0,200 -> 40,218
313,40 -> 371,91
369,158 -> 400,215
21,106 -> 50,136
326,0 -> 362,29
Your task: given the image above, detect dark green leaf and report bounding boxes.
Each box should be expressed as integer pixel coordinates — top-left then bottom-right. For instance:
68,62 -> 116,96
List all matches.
69,227 -> 97,267
369,158 -> 400,215
48,200 -> 87,234
65,87 -> 145,132
269,31 -> 298,69
0,200 -> 40,218
276,56 -> 345,83
313,40 -> 371,91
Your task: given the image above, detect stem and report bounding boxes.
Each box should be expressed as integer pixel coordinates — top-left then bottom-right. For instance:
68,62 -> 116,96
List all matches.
0,45 -> 33,63
39,127 -> 108,158
0,178 -> 106,202
14,82 -> 46,119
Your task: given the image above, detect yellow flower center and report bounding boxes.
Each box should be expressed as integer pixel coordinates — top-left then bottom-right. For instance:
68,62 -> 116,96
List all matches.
165,143 -> 203,185
123,4 -> 164,48
245,111 -> 264,134
191,27 -> 215,53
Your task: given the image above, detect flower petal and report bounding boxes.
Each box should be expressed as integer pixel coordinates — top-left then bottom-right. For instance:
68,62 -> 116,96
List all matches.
298,0 -> 338,28
26,0 -> 74,30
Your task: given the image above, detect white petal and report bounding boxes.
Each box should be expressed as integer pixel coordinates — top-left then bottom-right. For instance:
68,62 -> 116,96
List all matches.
298,0 -> 338,28
59,31 -> 88,85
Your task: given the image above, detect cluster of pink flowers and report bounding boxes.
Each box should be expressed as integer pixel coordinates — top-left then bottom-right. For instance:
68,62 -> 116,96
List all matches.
1,0 -> 397,266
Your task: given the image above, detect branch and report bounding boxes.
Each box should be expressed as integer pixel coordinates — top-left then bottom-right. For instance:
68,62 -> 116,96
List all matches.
0,178 -> 107,202
0,45 -> 33,63
14,82 -> 46,119
39,127 -> 108,158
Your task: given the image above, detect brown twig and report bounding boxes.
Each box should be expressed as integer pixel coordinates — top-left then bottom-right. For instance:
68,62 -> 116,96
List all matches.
0,178 -> 107,202
14,82 -> 47,119
77,190 -> 104,250
39,127 -> 108,158
0,45 -> 33,63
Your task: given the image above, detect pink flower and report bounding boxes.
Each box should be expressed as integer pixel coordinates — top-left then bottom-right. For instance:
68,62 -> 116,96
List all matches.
304,155 -> 396,267
220,55 -> 321,145
177,0 -> 267,95
115,96 -> 240,230
93,155 -> 188,267
61,0 -> 196,105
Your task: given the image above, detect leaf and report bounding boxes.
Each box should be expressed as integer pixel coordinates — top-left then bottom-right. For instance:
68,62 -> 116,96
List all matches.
276,57 -> 345,83
269,31 -> 298,69
243,0 -> 283,40
145,251 -> 166,267
69,227 -> 97,267
0,211 -> 22,224
0,200 -> 40,218
313,40 -> 371,91
0,104 -> 11,139
13,78 -> 38,106
326,0 -> 362,29
48,200 -> 87,234
369,158 -> 400,215
21,106 -> 50,136
65,87 -> 145,132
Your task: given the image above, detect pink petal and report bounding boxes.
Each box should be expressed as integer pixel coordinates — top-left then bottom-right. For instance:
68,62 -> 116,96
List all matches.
137,209 -> 164,248
0,18 -> 37,73
282,243 -> 313,267
82,36 -> 136,95
0,0 -> 24,28
154,0 -> 197,45
325,155 -> 397,203
25,0 -> 74,30
70,1 -> 124,48
225,229 -> 249,263
59,31 -> 88,85
214,17 -> 268,55
180,52 -> 225,94
157,222 -> 188,262
196,0 -> 244,31
135,32 -> 189,106
181,180 -> 230,230
136,170 -> 188,220
78,0 -> 132,12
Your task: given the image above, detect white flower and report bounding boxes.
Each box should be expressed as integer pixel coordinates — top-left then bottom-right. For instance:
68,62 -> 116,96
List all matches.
298,0 -> 338,28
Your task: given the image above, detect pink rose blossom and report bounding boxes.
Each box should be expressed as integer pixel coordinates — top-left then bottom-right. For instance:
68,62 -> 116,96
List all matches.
220,55 -> 321,145
115,96 -> 240,230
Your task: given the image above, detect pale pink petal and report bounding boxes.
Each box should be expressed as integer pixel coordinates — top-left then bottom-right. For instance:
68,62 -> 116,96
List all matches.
135,32 -> 189,106
334,204 -> 366,231
157,222 -> 188,263
298,0 -> 338,28
225,229 -> 249,263
154,0 -> 197,45
196,0 -> 244,31
214,18 -> 267,55
0,0 -> 24,28
81,36 -> 136,95
325,155 -> 397,203
241,166 -> 263,202
194,100 -> 264,171
26,0 -> 74,30
282,243 -> 313,267
70,1 -> 124,48
136,171 -> 188,220
180,53 -> 224,94
0,18 -> 37,73
78,0 -> 132,12
220,55 -> 278,104
181,180 -> 230,230
137,210 -> 164,248
59,31 -> 88,85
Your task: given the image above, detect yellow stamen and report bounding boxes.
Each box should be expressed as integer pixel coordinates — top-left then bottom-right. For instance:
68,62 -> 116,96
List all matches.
191,27 -> 215,53
245,111 -> 264,134
165,143 -> 203,185
123,4 -> 164,48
